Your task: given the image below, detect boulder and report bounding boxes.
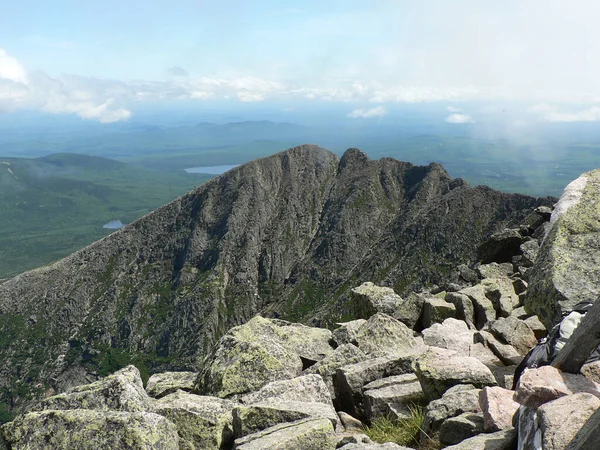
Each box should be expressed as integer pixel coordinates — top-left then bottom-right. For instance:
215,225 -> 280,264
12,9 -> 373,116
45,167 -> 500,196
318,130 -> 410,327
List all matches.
475,330 -> 523,366
514,365 -> 600,408
482,278 -> 520,317
520,239 -> 540,267
412,347 -> 497,400
421,298 -> 456,328
146,371 -> 197,399
479,386 -> 520,432
445,292 -> 475,329
581,360 -> 600,383
197,316 -> 334,397
477,263 -> 514,279
526,170 -> 600,328
233,417 -> 337,450
241,375 -> 333,406
459,284 -> 496,329
538,393 -> 600,450
477,229 -> 524,264
335,434 -> 373,447
353,313 -> 418,356
439,412 -> 485,446
362,374 -> 424,420
350,282 -> 404,319
421,386 -> 481,436
490,365 -> 517,390
339,443 -> 412,449
1,410 -> 180,449
333,320 -> 367,346
442,428 -> 517,450
337,411 -> 364,432
33,365 -> 151,413
422,318 -> 475,353
564,403 -> 600,449
523,315 -> 546,340
232,401 -> 339,438
152,390 -> 236,449
487,315 -> 537,356
303,344 -> 368,402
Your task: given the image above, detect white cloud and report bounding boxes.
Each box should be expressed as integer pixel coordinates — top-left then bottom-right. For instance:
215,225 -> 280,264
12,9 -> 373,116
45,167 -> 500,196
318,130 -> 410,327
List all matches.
0,49 -> 28,84
531,104 -> 600,122
348,106 -> 386,118
445,113 -> 475,124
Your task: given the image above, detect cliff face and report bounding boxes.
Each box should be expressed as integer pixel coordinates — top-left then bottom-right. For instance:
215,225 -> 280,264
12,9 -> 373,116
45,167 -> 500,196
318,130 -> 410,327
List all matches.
0,145 -> 551,414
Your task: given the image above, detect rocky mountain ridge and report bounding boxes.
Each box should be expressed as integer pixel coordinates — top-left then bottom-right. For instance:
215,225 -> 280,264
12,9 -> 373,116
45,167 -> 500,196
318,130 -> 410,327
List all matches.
0,145 -> 553,416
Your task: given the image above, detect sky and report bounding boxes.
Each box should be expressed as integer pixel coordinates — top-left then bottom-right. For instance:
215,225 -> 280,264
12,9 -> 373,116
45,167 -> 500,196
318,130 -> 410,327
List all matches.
2,0 -> 600,123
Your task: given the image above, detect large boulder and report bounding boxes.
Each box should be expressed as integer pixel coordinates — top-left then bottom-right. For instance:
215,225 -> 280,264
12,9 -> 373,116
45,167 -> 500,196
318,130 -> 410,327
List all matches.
439,412 -> 485,446
33,365 -> 151,413
421,385 -> 482,437
412,347 -> 497,400
233,417 -> 337,450
422,318 -> 475,353
333,320 -> 367,346
152,390 -> 236,449
479,386 -> 520,432
241,375 -> 333,406
353,313 -> 418,357
1,410 -> 180,449
421,298 -> 456,328
526,170 -> 600,328
197,316 -> 334,397
486,316 -> 537,356
362,374 -> 424,421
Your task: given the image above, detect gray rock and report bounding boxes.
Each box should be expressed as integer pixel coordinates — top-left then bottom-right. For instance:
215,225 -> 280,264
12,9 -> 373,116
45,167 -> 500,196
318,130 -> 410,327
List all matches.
477,229 -> 524,264
523,315 -> 546,340
475,330 -> 523,366
477,263 -> 514,279
538,393 -> 600,450
233,417 -> 337,449
487,315 -> 537,356
446,292 -> 476,329
242,375 -> 333,406
339,443 -> 412,449
581,360 -> 600,383
520,239 -> 540,267
363,375 -> 424,420
303,344 -> 368,402
564,401 -> 600,449
421,387 -> 482,436
421,298 -> 456,328
459,284 -> 496,330
412,347 -> 497,400
439,412 -> 485,445
422,318 -> 475,353
442,428 -> 517,450
146,371 -> 197,399
483,278 -> 520,317
335,434 -> 373,447
526,170 -> 600,328
33,365 -> 151,413
1,410 -> 180,449
333,320 -> 367,346
152,390 -> 236,449
353,313 -> 418,357
337,411 -> 364,432
350,283 -> 403,319
197,316 -> 334,398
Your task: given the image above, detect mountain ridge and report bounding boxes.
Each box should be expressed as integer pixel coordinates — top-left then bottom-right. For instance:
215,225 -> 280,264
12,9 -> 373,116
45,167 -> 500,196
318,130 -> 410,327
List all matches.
0,144 -> 554,415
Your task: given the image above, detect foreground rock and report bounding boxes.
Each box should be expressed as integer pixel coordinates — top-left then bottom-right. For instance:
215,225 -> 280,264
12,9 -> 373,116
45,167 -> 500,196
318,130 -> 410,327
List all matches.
2,410 -> 180,449
146,371 -> 197,398
443,428 -> 517,450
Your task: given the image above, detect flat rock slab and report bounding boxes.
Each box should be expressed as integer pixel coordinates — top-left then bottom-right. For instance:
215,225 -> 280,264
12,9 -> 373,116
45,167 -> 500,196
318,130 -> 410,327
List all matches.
152,390 -> 236,450
241,374 -> 333,406
439,412 -> 485,446
363,377 -> 424,420
33,365 -> 151,413
421,387 -> 482,436
443,428 -> 517,450
422,318 -> 474,353
1,409 -> 180,450
479,386 -> 520,432
538,393 -> 600,450
234,417 -> 337,450
412,347 -> 497,400
514,365 -> 600,408
146,371 -> 197,398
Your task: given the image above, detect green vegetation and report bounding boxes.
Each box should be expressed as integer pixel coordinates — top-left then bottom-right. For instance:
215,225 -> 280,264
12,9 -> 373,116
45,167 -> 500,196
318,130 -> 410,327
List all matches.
0,153 -> 212,278
364,406 -> 441,449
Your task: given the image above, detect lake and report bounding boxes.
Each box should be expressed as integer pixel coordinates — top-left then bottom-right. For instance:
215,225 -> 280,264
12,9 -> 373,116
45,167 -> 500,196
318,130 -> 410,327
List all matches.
184,165 -> 239,174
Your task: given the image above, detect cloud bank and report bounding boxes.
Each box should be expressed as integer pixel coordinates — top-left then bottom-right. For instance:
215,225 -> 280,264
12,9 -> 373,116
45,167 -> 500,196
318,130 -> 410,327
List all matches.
446,113 -> 475,124
348,106 -> 386,118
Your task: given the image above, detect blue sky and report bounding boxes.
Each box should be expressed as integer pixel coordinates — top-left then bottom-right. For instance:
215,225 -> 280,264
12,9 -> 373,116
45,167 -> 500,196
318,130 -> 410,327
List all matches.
2,0 -> 600,123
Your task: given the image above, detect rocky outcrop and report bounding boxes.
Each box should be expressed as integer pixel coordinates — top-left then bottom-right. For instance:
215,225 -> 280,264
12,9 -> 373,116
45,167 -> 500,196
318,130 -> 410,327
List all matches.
0,145 -> 552,413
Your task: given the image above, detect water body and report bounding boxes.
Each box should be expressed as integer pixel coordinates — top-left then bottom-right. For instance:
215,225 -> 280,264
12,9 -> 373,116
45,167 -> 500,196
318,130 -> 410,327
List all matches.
184,165 -> 238,174
103,220 -> 125,230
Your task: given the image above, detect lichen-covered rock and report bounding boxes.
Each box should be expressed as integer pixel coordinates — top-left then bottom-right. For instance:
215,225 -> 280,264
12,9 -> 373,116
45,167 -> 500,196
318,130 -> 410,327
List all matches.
197,316 -> 334,398
439,412 -> 485,446
459,284 -> 496,330
446,292 -> 476,329
1,409 -> 180,449
350,282 -> 404,319
241,375 -> 333,406
339,443 -> 413,449
146,372 -> 197,399
477,263 -> 514,279
422,318 -> 475,353
479,386 -> 520,432
412,347 -> 497,400
363,374 -> 423,420
233,417 -> 337,449
232,401 -> 339,438
538,393 -> 600,450
527,170 -> 600,328
353,313 -> 418,357
487,316 -> 537,356
303,344 -> 368,401
514,365 -> 600,408
152,390 -> 236,450
333,320 -> 367,346
421,386 -> 481,437
442,428 -> 517,450
421,298 -> 456,328
33,365 -> 151,413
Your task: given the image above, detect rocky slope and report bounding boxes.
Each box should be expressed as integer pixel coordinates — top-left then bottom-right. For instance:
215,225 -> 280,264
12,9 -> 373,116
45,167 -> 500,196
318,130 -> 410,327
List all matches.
0,145 -> 553,415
